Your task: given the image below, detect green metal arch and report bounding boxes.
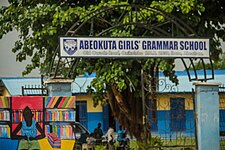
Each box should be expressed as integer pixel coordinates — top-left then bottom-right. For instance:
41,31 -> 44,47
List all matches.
49,4 -> 214,81
65,4 -> 196,36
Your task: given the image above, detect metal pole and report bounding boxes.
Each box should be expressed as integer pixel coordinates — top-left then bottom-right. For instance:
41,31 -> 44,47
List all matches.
192,88 -> 198,150
41,74 -> 44,95
141,68 -> 147,145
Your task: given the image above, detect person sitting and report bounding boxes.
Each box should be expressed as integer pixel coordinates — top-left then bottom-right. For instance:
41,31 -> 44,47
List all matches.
86,133 -> 96,150
105,125 -> 115,150
11,106 -> 45,150
117,125 -> 125,143
93,122 -> 103,144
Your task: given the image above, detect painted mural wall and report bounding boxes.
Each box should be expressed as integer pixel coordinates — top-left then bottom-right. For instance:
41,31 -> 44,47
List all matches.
1,93 -> 225,149
0,96 -> 78,150
2,87 -> 10,96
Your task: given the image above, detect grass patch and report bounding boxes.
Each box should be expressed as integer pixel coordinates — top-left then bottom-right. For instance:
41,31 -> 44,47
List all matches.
95,137 -> 197,150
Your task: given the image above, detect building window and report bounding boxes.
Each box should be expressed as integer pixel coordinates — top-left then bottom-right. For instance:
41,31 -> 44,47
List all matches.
170,97 -> 186,131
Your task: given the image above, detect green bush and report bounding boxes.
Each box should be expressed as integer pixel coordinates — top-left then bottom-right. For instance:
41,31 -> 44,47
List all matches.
130,136 -> 163,150
95,145 -> 106,150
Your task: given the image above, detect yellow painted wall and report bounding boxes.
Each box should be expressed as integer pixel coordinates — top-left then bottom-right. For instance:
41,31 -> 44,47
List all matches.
39,138 -> 75,150
2,87 -> 10,96
156,94 -> 194,110
76,95 -> 102,112
220,93 -> 225,109
156,93 -> 225,111
76,93 -> 195,112
156,95 -> 170,111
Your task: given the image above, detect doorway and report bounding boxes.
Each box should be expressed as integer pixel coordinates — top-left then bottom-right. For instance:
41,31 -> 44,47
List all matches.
76,101 -> 88,129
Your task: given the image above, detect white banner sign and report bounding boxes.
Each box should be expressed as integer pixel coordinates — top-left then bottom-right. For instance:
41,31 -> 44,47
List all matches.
59,37 -> 210,58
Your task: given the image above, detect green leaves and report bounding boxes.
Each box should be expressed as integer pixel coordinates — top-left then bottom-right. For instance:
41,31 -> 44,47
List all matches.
180,1 -> 193,14
93,59 -> 128,91
0,0 -> 223,87
151,0 -> 202,14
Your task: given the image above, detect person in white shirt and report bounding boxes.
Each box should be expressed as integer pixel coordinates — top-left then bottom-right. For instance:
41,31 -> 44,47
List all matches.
105,125 -> 115,150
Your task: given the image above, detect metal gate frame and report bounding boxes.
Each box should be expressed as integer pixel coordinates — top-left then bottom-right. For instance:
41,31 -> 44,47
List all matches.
144,76 -> 197,149
47,3 -> 215,149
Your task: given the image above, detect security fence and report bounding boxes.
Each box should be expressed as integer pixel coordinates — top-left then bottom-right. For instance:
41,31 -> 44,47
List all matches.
146,92 -> 197,149
144,85 -> 225,149
219,85 -> 225,150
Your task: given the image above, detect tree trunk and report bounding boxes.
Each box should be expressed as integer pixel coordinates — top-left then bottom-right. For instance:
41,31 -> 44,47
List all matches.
106,84 -> 144,140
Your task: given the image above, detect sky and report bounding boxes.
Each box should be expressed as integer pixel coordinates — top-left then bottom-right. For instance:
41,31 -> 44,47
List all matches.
0,30 -> 40,77
0,0 -> 39,77
0,1 -> 225,78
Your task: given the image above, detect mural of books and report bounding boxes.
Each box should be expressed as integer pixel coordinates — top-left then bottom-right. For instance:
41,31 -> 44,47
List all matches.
44,96 -> 76,139
0,96 -> 77,139
0,124 -> 10,138
11,96 -> 44,137
0,110 -> 10,121
45,124 -> 75,140
45,109 -> 76,122
11,110 -> 43,123
0,97 -> 10,108
0,97 -> 11,138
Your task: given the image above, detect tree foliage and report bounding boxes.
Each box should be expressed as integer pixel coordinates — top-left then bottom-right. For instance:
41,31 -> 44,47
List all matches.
1,0 -> 225,140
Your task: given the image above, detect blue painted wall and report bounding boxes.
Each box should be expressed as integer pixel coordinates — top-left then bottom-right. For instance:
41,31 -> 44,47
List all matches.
220,109 -> 225,132
152,110 -> 195,137
87,112 -> 103,133
86,107 -> 225,137
86,109 -> 196,137
85,109 -> 225,137
0,139 -> 19,150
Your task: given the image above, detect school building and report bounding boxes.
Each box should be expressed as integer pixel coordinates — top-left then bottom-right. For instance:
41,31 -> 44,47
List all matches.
0,70 -> 225,142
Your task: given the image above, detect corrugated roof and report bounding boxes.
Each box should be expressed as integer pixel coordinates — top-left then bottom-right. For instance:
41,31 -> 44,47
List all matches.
159,70 -> 225,92
71,77 -> 95,94
72,70 -> 225,93
1,70 -> 225,95
0,77 -> 43,96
